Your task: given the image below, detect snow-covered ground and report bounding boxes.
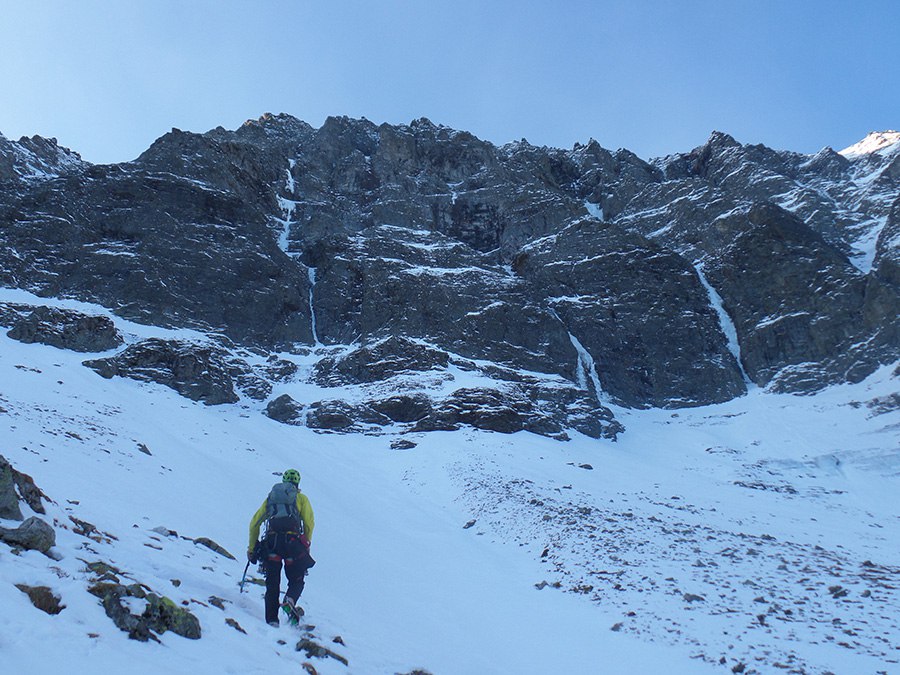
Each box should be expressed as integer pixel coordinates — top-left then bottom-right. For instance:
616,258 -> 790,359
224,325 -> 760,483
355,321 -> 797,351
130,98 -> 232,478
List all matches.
1,297 -> 898,674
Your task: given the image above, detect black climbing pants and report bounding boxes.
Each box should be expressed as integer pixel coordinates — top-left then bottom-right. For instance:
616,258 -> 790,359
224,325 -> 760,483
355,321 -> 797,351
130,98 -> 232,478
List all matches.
263,531 -> 311,624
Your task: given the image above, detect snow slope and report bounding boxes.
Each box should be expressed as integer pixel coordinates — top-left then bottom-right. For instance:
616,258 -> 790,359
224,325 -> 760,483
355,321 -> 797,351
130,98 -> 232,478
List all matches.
839,131 -> 900,159
1,292 -> 898,674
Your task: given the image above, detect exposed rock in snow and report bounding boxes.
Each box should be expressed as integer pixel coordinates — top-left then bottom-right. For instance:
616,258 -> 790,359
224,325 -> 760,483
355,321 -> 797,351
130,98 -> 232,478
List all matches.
6,305 -> 123,352
0,516 -> 56,553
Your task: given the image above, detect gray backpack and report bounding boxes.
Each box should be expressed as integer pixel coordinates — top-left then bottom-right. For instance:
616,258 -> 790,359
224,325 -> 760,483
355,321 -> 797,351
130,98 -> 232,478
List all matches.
265,482 -> 304,534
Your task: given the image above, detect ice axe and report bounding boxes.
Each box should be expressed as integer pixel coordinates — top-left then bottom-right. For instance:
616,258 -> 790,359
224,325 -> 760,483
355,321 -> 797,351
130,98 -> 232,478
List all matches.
239,559 -> 250,593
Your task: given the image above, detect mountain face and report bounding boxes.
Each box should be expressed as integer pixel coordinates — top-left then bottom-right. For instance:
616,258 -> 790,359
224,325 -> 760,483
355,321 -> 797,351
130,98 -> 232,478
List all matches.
0,117 -> 897,433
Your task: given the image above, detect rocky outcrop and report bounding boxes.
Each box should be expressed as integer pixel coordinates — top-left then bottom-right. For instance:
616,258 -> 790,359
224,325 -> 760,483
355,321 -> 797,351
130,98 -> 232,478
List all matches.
15,584 -> 65,614
0,454 -> 23,520
84,560 -> 201,641
0,133 -> 85,182
88,581 -> 201,642
306,400 -> 390,431
83,338 -> 240,404
192,537 -> 235,560
16,584 -> 66,615
0,302 -> 30,327
313,337 -> 450,386
412,386 -> 622,440
267,381 -> 620,440
7,305 -> 123,352
0,454 -> 47,520
369,394 -> 433,423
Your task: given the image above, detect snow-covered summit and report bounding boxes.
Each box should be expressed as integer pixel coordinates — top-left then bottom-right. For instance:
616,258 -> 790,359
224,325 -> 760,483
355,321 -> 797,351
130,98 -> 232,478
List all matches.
839,130 -> 900,158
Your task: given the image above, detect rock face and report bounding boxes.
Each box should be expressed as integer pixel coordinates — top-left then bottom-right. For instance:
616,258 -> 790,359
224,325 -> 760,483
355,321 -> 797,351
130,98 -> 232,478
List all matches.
700,204 -> 881,390
306,226 -> 577,378
1,116 -> 897,414
513,218 -> 745,407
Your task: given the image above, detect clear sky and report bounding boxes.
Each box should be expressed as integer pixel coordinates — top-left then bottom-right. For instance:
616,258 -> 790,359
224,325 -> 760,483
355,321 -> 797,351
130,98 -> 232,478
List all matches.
1,1 -> 896,164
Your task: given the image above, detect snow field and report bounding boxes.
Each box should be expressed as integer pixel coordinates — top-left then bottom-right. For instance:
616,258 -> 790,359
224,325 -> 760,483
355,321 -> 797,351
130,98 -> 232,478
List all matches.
0,297 -> 898,673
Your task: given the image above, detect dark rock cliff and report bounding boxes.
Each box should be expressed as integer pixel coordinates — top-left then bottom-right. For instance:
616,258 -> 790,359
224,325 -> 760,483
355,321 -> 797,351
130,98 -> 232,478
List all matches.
0,116 -> 897,416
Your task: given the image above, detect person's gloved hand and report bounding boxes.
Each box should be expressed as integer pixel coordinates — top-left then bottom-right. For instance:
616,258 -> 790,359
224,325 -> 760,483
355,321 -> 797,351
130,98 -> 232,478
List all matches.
248,548 -> 258,564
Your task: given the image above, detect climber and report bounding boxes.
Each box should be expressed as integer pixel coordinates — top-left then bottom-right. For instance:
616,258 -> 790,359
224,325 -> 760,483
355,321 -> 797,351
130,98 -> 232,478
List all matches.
248,468 -> 315,626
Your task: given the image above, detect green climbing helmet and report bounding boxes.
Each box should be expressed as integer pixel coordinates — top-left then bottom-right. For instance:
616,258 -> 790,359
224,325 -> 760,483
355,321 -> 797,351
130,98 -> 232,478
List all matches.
282,468 -> 301,485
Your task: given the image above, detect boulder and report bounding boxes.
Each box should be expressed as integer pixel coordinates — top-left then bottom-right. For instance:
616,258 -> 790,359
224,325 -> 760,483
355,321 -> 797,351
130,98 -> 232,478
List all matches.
0,516 -> 56,553
265,394 -> 305,425
296,637 -> 349,666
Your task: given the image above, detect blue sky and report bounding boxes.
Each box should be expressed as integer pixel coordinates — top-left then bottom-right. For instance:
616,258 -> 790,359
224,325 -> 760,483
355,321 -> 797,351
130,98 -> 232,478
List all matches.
1,1 -> 896,164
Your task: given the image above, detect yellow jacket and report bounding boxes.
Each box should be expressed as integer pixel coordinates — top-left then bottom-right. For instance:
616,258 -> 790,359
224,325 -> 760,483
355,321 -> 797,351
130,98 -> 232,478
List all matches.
248,491 -> 315,552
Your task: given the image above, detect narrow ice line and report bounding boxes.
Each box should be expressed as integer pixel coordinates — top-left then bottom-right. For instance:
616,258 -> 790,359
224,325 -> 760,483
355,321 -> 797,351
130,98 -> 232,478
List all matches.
583,199 -> 604,221
553,316 -> 607,406
286,159 -> 296,194
276,160 -> 299,255
276,216 -> 292,253
569,332 -> 607,404
550,308 -> 607,402
847,214 -> 887,274
308,266 -> 321,346
694,262 -> 752,384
